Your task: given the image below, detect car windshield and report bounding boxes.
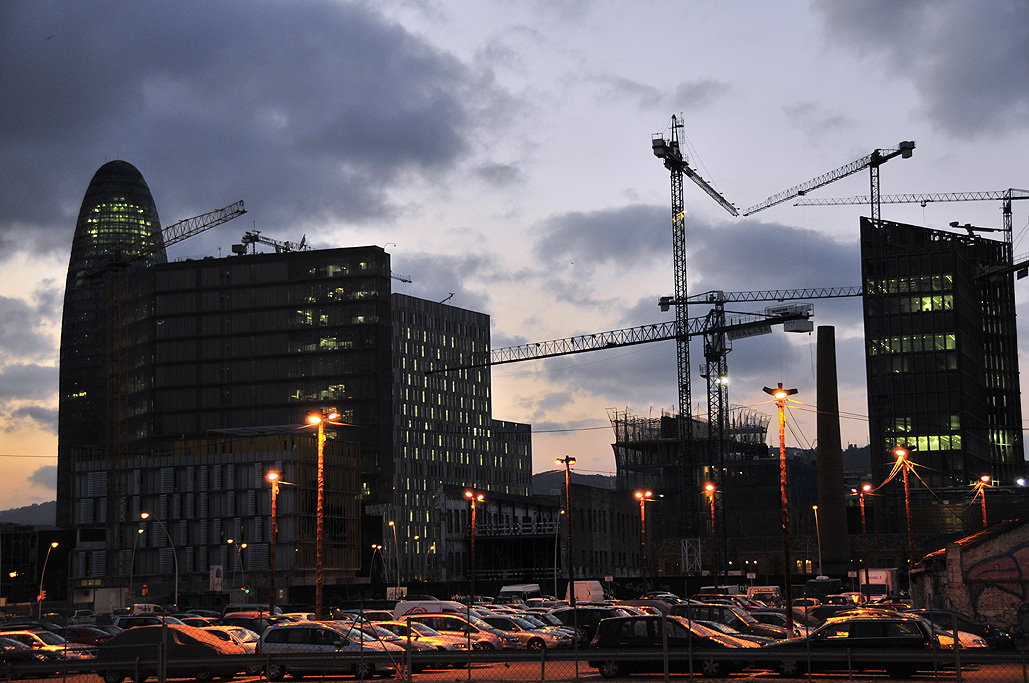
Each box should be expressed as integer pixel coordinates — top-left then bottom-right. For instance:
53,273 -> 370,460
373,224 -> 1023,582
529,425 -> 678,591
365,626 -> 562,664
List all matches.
520,615 -> 546,627
37,632 -> 67,645
510,617 -> 537,629
408,623 -> 440,637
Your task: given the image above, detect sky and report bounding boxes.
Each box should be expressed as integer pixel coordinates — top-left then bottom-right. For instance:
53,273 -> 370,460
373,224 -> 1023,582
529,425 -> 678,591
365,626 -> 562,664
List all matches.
2,0 -> 1029,510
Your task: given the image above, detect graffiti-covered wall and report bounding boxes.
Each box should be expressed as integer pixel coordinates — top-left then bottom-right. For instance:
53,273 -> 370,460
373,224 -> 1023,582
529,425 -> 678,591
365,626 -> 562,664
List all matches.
911,519 -> 1029,631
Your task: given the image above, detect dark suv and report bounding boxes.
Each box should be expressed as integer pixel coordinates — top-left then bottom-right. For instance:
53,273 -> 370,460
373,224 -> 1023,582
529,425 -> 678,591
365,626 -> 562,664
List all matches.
587,614 -> 758,678
670,603 -> 789,640
762,613 -> 938,678
549,606 -> 626,641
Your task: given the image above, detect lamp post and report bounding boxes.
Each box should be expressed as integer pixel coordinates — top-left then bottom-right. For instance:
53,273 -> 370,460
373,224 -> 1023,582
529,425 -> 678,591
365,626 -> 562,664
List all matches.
553,509 -> 563,597
227,539 -> 248,591
267,471 -> 280,613
463,491 -> 483,601
37,541 -> 58,619
371,544 -> 384,582
306,409 -> 339,621
704,483 -> 719,589
853,484 -> 872,596
975,475 -> 991,528
556,456 -> 576,606
812,505 -> 822,576
894,446 -> 915,568
128,527 -> 144,601
423,543 -> 435,582
763,382 -> 798,634
388,520 -> 400,594
140,512 -> 178,608
634,490 -> 655,595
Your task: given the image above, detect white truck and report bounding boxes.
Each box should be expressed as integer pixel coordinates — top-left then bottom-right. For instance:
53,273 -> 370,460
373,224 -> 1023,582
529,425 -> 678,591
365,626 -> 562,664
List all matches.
858,568 -> 898,599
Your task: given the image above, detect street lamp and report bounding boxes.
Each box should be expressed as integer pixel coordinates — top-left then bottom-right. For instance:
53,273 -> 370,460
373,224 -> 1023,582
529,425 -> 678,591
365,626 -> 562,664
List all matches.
140,512 -> 179,608
852,484 -> 872,596
267,471 -> 280,613
704,483 -> 719,589
371,544 -> 384,582
128,527 -> 144,601
306,409 -> 339,621
974,475 -> 991,528
763,382 -> 798,634
37,541 -> 58,619
556,456 -> 576,606
388,520 -> 400,593
634,490 -> 655,595
463,491 -> 484,601
812,505 -> 822,576
894,445 -> 915,568
227,539 -> 248,592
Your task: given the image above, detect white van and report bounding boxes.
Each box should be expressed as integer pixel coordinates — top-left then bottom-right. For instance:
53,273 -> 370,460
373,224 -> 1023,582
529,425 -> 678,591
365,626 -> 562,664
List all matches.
130,603 -> 165,615
565,580 -> 605,603
497,583 -> 541,604
747,585 -> 782,603
392,600 -> 467,619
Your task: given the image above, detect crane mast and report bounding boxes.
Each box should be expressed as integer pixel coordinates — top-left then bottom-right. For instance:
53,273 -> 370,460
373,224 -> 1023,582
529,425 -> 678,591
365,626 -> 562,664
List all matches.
652,115 -> 738,536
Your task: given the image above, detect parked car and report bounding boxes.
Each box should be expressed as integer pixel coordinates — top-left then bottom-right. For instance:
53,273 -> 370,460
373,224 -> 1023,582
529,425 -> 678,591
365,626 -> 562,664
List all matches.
217,611 -> 274,634
373,620 -> 471,655
0,635 -> 55,663
479,615 -> 573,650
93,623 -> 244,683
761,613 -> 939,678
111,615 -> 184,630
257,620 -> 403,680
904,608 -> 1014,648
670,603 -> 790,640
587,614 -> 759,678
70,610 -> 97,625
57,625 -> 114,647
1,629 -> 95,660
202,625 -> 262,673
548,606 -> 627,642
400,613 -> 518,650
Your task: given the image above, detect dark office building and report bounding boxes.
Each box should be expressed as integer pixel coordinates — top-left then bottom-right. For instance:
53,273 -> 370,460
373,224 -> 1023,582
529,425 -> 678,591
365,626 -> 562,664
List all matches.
861,217 -> 1024,535
58,160 -> 165,529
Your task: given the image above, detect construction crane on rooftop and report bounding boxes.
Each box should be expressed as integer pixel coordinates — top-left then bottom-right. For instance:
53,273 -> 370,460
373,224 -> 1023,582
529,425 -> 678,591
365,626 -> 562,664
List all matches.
234,230 -> 413,283
651,115 -> 739,535
794,188 -> 1029,268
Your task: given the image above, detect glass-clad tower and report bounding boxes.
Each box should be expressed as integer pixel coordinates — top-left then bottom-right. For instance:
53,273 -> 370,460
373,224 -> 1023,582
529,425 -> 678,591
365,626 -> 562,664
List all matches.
58,161 -> 165,528
862,217 -> 1024,535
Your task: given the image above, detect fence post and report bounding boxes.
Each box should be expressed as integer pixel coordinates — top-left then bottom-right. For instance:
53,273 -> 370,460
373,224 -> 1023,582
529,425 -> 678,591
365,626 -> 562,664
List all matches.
661,612 -> 669,683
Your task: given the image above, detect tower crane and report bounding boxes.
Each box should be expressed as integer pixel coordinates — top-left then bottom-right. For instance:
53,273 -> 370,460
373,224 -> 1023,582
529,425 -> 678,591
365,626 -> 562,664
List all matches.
652,115 -> 739,534
744,141 -> 914,224
233,230 -> 413,283
794,188 -> 1029,270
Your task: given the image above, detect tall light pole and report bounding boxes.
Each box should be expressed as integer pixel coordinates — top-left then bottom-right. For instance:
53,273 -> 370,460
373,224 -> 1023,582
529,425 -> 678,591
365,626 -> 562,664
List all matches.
128,527 -> 143,602
141,512 -> 178,608
634,490 -> 654,595
556,456 -> 576,606
388,520 -> 400,594
553,509 -> 563,597
894,446 -> 915,569
37,541 -> 58,619
306,409 -> 338,621
975,475 -> 991,528
227,539 -> 248,591
763,382 -> 798,634
704,483 -> 719,589
464,491 -> 483,601
371,544 -> 384,582
812,505 -> 822,576
853,484 -> 872,596
267,471 -> 280,613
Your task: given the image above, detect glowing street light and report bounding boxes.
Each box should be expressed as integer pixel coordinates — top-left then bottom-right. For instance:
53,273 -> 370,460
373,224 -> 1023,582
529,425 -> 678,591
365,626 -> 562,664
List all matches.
556,456 -> 576,605
812,505 -> 822,576
388,520 -> 400,593
140,512 -> 178,607
227,539 -> 248,591
763,382 -> 798,633
306,409 -> 339,620
128,527 -> 144,600
634,490 -> 656,594
704,483 -> 720,589
267,471 -> 281,613
464,491 -> 484,600
893,445 -> 915,568
37,541 -> 58,619
973,475 -> 992,528
852,484 -> 873,593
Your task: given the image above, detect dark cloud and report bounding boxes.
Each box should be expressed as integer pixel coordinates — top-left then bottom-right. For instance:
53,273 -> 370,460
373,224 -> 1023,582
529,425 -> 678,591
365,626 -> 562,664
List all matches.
532,204 -> 668,270
0,1 -> 504,259
814,1 -> 1029,137
0,364 -> 58,402
28,465 -> 57,489
594,76 -> 729,112
9,405 -> 58,434
0,295 -> 58,362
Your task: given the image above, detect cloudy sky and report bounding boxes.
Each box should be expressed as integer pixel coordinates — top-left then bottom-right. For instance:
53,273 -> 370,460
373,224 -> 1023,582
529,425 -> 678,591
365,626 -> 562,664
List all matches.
2,1 -> 1028,510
